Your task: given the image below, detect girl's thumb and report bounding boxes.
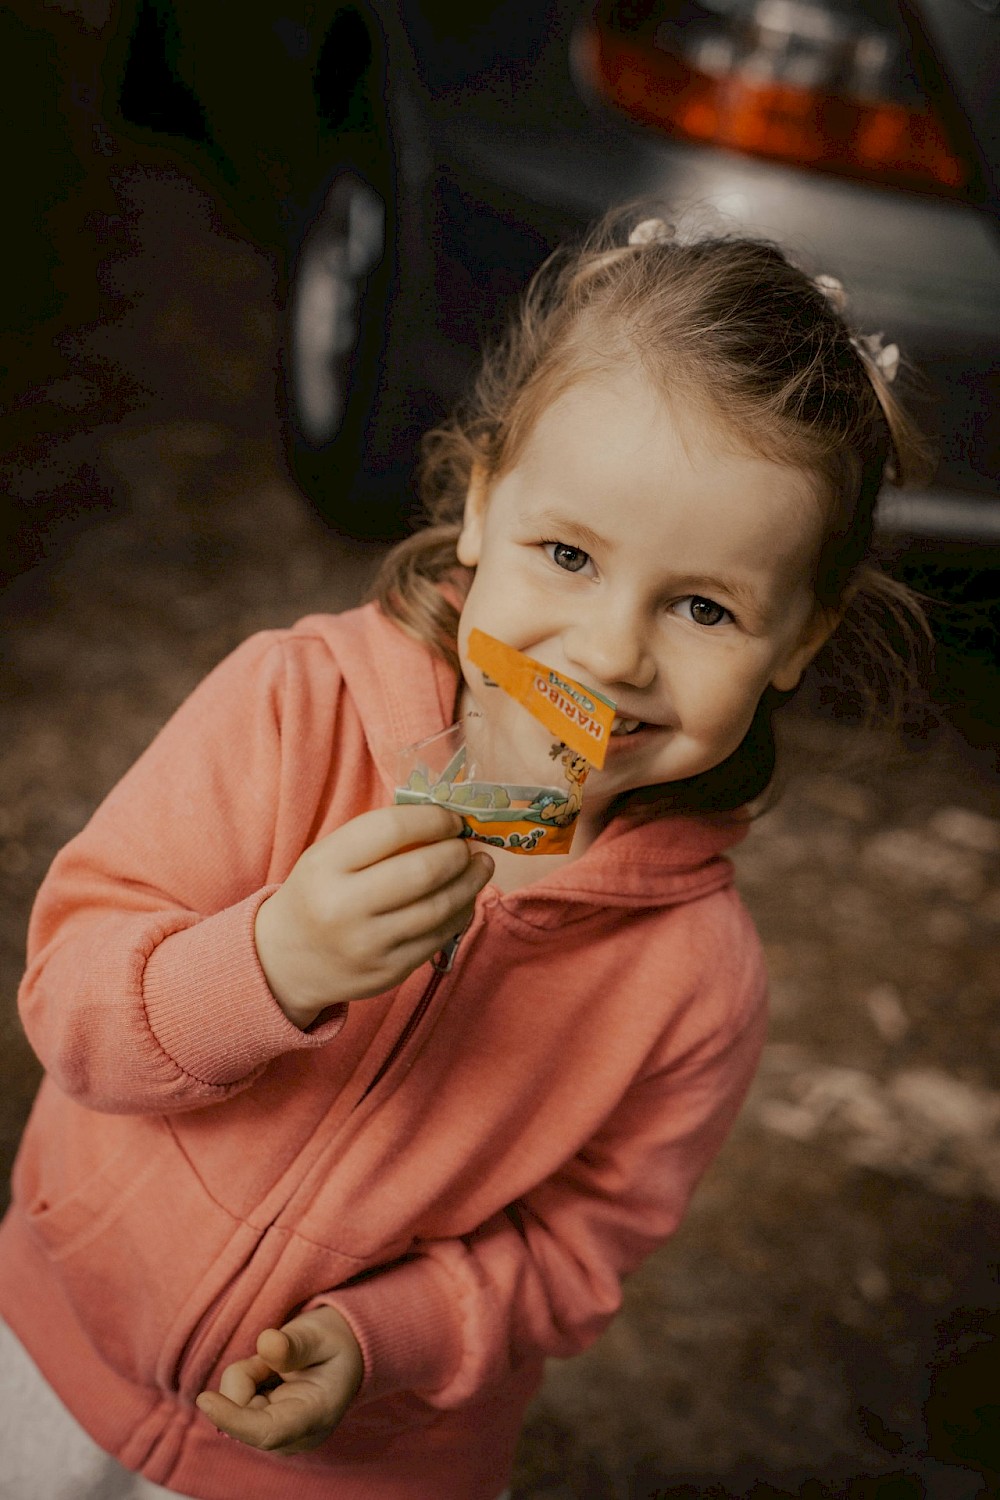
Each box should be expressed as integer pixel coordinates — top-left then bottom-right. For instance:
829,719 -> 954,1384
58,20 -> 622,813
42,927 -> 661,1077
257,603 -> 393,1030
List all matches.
258,1320 -> 318,1370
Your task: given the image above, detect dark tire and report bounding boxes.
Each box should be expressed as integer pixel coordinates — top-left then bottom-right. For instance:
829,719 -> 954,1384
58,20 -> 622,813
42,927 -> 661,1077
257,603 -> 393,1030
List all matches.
281,95 -> 434,541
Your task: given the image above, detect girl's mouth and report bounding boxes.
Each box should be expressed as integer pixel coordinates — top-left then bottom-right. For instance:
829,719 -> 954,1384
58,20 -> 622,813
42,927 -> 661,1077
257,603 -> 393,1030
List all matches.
610,716 -> 647,737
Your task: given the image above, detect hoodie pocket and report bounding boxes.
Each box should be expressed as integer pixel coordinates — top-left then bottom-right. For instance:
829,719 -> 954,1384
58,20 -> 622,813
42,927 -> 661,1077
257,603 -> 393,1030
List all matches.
14,1094 -> 246,1390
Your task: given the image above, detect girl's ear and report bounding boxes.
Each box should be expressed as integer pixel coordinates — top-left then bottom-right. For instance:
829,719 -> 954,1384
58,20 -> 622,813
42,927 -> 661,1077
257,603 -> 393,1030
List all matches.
770,605 -> 839,693
456,466 -> 490,568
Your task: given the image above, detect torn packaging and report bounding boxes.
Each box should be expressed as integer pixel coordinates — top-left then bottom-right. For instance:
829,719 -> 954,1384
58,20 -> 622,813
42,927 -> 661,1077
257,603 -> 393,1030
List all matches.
393,633 -> 617,855
466,629 -> 616,769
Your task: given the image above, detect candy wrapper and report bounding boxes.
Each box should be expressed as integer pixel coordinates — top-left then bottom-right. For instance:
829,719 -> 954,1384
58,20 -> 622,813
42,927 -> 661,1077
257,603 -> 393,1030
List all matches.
394,631 -> 616,855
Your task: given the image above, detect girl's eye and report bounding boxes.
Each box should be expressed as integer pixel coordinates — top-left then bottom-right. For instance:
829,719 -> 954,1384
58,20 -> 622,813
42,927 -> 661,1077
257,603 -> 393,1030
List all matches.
544,542 -> 592,575
676,595 -> 732,628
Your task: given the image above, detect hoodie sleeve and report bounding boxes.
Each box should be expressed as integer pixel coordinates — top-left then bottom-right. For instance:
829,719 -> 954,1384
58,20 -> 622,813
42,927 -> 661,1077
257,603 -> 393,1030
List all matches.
17,630 -> 351,1115
316,942 -> 768,1408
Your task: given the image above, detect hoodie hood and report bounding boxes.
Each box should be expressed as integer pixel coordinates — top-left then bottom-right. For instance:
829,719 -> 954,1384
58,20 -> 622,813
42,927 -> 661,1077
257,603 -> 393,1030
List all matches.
312,601 -> 458,786
300,604 -> 747,912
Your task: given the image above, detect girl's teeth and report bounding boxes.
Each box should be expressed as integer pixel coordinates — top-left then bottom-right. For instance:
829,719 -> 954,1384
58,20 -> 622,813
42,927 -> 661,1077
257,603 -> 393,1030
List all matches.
611,717 -> 643,736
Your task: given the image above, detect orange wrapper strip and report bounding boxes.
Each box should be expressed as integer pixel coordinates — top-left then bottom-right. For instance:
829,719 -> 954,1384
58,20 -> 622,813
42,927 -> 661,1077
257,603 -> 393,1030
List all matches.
466,628 -> 616,769
394,634 -> 616,856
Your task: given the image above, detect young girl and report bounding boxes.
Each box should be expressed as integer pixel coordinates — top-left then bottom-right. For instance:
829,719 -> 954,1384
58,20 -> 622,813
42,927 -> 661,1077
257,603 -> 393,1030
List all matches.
0,208 -> 932,1500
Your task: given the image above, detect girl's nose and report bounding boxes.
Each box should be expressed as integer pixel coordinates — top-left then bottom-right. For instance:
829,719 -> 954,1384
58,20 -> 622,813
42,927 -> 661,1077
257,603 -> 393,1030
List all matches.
562,609 -> 656,692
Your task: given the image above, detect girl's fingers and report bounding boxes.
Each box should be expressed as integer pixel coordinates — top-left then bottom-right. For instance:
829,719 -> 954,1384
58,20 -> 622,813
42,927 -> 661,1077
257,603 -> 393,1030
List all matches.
197,1312 -> 362,1454
388,896 -> 484,976
332,804 -> 465,874
217,1354 -> 274,1405
382,853 -> 494,945
257,1323 -> 312,1371
196,1388 -> 318,1452
259,1311 -> 357,1373
196,1389 -> 259,1437
357,832 -> 477,916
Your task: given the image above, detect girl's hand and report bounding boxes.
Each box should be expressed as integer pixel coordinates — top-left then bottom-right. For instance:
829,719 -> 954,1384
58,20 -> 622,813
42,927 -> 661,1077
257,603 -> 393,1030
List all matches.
196,1306 -> 364,1455
255,804 -> 493,1028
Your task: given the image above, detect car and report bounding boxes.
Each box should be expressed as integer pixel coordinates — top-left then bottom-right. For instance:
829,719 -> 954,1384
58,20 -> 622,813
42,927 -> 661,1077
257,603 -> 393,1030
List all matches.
106,0 -> 1000,551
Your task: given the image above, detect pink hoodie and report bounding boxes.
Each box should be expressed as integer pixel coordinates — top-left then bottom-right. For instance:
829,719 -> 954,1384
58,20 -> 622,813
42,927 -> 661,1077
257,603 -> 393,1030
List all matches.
1,603 -> 767,1499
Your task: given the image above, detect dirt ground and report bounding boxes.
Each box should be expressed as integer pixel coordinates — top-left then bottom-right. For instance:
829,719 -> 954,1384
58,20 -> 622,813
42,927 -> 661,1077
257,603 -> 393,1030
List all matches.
2,144 -> 999,1499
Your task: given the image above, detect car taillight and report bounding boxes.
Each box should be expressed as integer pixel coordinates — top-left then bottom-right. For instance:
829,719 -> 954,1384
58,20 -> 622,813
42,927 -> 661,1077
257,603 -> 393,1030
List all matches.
576,0 -> 974,197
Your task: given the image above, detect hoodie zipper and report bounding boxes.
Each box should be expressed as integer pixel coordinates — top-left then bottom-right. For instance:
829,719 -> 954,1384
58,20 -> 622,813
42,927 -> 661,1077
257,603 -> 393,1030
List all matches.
356,931 -> 463,1105
173,933 -> 463,1389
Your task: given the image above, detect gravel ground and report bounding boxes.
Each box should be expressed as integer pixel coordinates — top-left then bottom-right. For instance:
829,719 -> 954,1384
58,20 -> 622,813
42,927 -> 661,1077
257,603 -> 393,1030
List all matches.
2,150 -> 998,1499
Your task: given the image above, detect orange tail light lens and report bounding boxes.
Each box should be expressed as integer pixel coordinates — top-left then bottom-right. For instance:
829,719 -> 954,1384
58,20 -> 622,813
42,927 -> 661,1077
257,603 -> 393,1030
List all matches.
578,1 -> 973,197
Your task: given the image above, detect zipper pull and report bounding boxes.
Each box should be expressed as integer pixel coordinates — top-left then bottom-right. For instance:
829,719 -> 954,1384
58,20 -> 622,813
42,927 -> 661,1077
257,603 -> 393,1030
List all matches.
432,932 -> 463,973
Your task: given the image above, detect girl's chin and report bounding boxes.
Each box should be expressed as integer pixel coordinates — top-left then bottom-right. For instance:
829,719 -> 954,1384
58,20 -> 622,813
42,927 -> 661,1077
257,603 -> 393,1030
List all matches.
585,737 -> 671,801
590,731 -> 731,795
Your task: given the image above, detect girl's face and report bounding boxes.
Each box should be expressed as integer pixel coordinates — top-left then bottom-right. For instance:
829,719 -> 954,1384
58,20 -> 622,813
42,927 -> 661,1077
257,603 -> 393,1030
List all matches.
455,366 -> 835,817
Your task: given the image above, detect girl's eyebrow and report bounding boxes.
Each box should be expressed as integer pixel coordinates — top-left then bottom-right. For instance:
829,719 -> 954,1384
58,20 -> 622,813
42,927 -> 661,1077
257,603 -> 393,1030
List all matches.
533,509 -> 772,624
667,573 -> 772,624
532,510 -> 610,554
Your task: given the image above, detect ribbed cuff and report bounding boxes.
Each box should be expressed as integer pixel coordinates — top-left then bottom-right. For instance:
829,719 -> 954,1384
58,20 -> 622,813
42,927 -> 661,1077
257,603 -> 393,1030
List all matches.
141,888 -> 347,1087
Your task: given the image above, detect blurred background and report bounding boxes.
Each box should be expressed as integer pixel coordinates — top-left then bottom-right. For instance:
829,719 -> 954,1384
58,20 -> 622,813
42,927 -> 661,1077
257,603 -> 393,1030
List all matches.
1,1 -> 998,1496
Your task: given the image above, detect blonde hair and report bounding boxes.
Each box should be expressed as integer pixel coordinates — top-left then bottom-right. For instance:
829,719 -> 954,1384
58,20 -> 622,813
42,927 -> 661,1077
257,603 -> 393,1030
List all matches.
373,205 -> 936,813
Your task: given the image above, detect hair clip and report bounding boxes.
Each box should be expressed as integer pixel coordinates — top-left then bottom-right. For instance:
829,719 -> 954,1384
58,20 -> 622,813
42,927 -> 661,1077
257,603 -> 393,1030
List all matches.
855,332 -> 900,384
628,218 -> 670,246
813,273 -> 847,312
814,274 -> 899,383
